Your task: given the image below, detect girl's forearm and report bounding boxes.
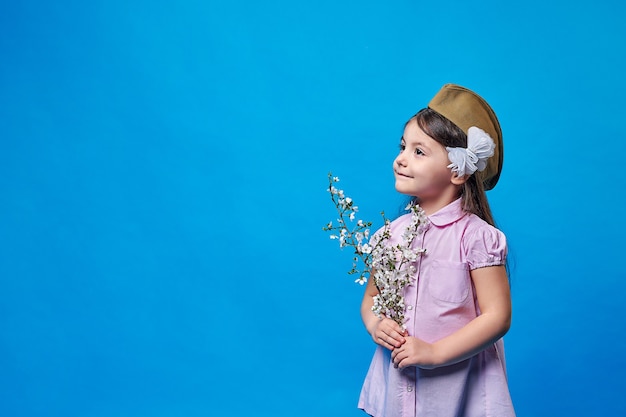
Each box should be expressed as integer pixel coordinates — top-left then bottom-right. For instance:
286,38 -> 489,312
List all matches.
432,311 -> 511,367
361,294 -> 378,336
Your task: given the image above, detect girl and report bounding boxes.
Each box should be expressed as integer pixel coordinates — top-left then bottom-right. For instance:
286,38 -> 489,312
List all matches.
358,84 -> 515,416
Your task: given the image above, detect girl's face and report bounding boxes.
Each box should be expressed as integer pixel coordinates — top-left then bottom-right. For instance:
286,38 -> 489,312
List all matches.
393,119 -> 460,209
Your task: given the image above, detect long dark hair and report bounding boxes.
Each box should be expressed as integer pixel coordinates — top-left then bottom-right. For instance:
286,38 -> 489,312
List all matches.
408,108 -> 496,226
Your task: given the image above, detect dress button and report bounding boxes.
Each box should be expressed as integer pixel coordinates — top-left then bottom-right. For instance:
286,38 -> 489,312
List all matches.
407,385 -> 413,392
407,305 -> 413,310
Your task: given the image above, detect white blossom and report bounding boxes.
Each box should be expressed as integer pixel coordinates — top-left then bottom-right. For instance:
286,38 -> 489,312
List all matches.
322,172 -> 428,329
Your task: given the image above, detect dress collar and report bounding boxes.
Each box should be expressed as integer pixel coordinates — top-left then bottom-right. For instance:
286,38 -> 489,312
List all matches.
427,198 -> 466,227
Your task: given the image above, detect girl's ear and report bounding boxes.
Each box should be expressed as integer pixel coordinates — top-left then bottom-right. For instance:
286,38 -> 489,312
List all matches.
451,172 -> 469,185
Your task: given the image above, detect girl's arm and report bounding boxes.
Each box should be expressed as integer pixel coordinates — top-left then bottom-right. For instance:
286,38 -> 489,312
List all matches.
361,274 -> 406,350
391,264 -> 511,369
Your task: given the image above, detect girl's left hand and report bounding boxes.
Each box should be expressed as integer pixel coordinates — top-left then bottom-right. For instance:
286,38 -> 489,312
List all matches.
391,336 -> 438,369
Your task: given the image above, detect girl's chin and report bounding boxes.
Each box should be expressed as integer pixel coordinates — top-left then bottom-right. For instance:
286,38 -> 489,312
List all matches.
394,183 -> 418,197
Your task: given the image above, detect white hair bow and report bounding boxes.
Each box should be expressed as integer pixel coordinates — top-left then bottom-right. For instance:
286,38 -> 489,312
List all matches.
446,126 -> 496,177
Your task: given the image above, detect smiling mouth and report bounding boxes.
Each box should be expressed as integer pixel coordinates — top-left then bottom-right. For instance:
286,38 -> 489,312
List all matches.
395,171 -> 412,178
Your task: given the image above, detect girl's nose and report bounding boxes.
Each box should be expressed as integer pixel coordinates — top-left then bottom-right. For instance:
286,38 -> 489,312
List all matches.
395,151 -> 407,167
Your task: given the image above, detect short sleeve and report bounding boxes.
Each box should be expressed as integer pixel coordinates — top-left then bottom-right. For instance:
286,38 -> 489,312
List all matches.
465,225 -> 507,270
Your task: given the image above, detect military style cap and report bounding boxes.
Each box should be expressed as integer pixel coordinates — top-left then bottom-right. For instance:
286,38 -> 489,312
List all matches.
428,83 -> 503,190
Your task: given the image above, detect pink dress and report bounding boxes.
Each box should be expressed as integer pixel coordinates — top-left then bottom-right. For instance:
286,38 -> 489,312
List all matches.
358,199 -> 515,417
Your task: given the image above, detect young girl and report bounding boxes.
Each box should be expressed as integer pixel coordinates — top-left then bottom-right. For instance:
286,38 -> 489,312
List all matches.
358,84 -> 515,416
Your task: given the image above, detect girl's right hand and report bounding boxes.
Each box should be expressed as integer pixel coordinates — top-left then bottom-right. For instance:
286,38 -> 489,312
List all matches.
370,317 -> 406,350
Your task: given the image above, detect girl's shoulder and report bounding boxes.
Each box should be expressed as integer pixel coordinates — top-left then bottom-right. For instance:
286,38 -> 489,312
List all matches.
462,212 -> 505,236
460,212 -> 507,269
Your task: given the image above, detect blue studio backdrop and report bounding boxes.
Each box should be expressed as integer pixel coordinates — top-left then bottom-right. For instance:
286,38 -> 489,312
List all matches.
1,1 -> 625,416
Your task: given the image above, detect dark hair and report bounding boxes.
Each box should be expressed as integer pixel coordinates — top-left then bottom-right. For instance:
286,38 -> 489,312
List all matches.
408,108 -> 496,226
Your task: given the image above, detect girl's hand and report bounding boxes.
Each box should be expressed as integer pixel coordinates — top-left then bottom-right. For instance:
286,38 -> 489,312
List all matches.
391,336 -> 438,369
370,317 -> 406,350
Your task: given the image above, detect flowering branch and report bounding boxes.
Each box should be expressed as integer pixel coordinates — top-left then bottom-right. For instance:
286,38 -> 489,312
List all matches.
322,172 -> 428,328
322,173 -> 375,286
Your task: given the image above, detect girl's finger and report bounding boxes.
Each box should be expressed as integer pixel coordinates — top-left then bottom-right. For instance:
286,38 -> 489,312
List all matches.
378,335 -> 392,349
392,351 -> 403,367
389,332 -> 405,345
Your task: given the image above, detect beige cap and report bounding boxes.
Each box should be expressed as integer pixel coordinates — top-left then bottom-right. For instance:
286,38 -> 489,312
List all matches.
428,83 -> 503,190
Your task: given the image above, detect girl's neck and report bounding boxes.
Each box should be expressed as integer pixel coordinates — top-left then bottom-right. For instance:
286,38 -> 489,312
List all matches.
416,189 -> 461,216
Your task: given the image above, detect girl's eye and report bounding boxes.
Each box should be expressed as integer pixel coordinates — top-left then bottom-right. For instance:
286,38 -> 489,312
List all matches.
398,143 -> 406,152
414,148 -> 424,156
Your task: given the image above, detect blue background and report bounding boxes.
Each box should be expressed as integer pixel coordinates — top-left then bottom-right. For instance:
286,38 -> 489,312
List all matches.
1,1 -> 625,416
